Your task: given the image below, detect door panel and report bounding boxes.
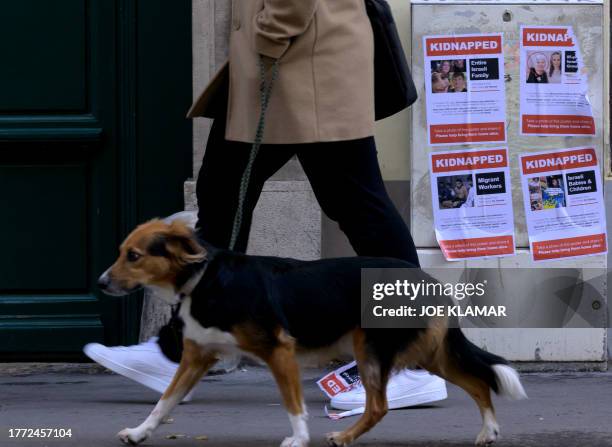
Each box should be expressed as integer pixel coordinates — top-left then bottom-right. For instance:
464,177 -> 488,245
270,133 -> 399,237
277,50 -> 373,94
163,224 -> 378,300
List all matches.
1,165 -> 88,290
0,0 -> 87,112
0,0 -> 192,360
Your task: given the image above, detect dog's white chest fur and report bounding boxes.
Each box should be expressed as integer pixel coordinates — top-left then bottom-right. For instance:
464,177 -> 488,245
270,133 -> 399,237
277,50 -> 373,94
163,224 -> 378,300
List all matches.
148,285 -> 181,305
179,297 -> 238,350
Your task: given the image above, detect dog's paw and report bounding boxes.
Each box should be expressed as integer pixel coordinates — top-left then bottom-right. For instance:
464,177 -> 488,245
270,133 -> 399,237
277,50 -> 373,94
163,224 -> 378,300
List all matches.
117,427 -> 148,445
475,425 -> 499,446
281,435 -> 309,447
326,432 -> 351,447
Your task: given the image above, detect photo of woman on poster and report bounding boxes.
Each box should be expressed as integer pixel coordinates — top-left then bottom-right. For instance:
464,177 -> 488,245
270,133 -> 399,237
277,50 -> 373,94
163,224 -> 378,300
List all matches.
438,60 -> 452,78
526,53 -> 549,83
549,51 -> 562,83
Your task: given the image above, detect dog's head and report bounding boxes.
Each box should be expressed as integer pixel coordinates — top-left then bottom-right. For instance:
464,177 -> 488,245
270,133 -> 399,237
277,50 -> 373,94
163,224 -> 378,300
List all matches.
98,219 -> 206,297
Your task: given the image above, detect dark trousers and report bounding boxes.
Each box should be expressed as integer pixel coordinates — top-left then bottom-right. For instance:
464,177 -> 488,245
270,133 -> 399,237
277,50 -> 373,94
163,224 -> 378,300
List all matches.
157,115 -> 420,362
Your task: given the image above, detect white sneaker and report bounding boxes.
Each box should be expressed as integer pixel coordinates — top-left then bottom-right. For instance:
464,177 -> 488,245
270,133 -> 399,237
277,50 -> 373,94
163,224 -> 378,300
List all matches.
330,369 -> 447,410
83,337 -> 194,402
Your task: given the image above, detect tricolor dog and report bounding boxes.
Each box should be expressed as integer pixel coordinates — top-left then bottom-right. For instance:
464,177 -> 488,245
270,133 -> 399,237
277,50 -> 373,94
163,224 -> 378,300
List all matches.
98,219 -> 526,447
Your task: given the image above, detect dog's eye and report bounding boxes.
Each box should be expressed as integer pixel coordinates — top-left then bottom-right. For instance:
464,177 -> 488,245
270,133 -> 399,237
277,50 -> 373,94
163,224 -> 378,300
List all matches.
127,250 -> 142,262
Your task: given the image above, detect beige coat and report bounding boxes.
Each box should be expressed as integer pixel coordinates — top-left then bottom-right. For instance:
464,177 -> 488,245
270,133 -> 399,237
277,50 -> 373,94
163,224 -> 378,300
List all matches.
188,0 -> 375,144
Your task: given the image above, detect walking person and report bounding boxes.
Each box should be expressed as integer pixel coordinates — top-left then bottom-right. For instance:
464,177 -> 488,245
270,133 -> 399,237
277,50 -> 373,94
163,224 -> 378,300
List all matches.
85,0 -> 446,410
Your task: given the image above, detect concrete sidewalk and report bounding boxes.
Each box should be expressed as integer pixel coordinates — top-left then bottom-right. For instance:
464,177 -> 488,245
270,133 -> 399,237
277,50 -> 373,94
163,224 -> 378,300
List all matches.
1,366 -> 611,447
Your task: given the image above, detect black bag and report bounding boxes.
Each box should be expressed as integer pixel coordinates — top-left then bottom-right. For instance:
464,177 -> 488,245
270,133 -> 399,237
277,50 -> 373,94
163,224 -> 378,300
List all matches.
365,0 -> 418,121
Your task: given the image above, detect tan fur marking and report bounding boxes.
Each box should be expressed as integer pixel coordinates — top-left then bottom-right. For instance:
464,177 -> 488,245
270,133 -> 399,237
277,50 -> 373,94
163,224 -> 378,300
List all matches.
390,318 -> 496,425
230,323 -> 277,357
418,328 -> 498,442
231,325 -> 305,415
395,318 -> 449,371
266,342 -> 304,415
327,329 -> 389,446
162,339 -> 218,400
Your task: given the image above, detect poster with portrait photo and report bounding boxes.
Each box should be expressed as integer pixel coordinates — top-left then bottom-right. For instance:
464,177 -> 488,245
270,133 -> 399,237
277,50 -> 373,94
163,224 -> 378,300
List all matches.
423,33 -> 506,146
436,174 -> 475,209
519,147 -> 607,262
430,60 -> 468,94
429,147 -> 515,261
520,26 -> 595,136
525,51 -> 563,84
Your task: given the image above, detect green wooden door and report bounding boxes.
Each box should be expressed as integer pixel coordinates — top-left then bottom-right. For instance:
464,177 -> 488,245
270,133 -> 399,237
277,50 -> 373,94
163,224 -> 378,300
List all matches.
0,0 -> 192,360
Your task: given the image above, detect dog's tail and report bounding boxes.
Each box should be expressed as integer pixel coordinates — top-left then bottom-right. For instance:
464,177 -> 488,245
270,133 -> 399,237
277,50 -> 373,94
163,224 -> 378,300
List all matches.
446,328 -> 527,400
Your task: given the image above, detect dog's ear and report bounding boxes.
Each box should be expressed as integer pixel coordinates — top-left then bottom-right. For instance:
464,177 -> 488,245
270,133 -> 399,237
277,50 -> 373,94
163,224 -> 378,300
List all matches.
148,220 -> 206,265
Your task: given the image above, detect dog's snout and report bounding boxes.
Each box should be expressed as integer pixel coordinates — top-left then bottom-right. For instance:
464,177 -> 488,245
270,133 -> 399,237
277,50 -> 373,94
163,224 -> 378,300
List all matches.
97,270 -> 111,290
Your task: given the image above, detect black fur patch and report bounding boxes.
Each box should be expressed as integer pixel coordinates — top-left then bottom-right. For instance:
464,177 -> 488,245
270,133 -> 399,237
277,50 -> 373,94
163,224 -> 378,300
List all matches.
185,249 -> 428,351
148,236 -> 170,258
148,234 -> 200,258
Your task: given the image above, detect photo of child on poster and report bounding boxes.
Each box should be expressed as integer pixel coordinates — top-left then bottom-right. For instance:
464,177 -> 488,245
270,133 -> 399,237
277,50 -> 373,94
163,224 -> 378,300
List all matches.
528,175 -> 566,211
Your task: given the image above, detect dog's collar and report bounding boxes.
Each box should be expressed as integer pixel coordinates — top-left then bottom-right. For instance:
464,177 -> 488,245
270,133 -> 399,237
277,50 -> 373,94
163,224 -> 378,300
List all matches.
176,262 -> 207,299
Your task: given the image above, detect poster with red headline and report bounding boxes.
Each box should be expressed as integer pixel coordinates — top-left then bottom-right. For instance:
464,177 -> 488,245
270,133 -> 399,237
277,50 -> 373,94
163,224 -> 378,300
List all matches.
423,34 -> 506,146
429,148 -> 515,260
519,147 -> 607,262
519,26 -> 595,136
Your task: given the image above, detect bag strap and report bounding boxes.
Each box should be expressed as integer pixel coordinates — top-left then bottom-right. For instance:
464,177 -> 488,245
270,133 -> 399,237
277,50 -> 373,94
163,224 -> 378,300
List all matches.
228,55 -> 280,251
